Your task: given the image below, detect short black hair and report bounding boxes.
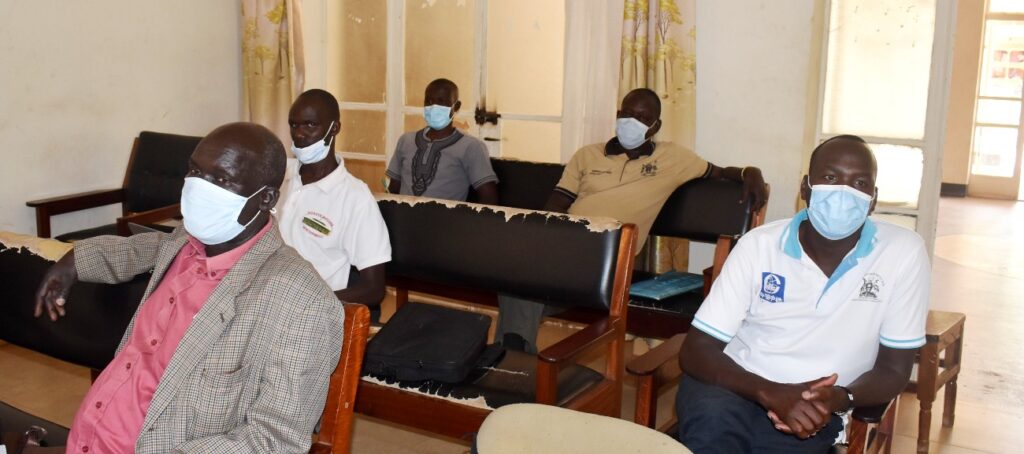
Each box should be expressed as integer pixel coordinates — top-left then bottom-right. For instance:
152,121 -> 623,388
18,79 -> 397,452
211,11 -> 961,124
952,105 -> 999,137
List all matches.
425,78 -> 459,102
250,124 -> 287,188
625,88 -> 662,118
295,89 -> 340,122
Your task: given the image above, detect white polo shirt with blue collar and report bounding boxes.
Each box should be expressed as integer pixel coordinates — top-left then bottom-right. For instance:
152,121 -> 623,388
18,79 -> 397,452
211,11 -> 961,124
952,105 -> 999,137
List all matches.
692,210 -> 930,387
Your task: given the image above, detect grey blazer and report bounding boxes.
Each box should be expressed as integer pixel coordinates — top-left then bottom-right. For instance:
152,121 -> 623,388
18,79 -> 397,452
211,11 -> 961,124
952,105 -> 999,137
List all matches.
74,224 -> 344,453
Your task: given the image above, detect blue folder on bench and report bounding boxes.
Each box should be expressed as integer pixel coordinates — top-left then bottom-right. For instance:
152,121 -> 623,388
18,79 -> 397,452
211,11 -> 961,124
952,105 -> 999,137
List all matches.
629,271 -> 704,301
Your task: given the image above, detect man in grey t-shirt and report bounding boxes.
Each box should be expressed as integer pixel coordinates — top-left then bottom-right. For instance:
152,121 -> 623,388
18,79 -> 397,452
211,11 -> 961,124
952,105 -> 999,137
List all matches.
386,78 -> 499,203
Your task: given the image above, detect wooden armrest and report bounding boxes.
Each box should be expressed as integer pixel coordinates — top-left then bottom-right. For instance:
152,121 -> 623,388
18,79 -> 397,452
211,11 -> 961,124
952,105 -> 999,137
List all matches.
538,318 -> 615,365
308,441 -> 332,454
26,188 -> 124,212
851,401 -> 892,423
116,204 -> 181,236
626,333 -> 686,376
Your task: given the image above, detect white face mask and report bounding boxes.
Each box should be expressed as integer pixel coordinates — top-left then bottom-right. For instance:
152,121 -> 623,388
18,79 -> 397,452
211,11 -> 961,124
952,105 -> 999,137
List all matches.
181,177 -> 267,245
291,121 -> 335,164
615,117 -> 651,150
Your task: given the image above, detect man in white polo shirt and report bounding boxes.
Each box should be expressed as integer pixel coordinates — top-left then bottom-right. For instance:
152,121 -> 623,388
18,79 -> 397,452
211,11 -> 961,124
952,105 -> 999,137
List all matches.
278,89 -> 391,321
676,135 -> 929,453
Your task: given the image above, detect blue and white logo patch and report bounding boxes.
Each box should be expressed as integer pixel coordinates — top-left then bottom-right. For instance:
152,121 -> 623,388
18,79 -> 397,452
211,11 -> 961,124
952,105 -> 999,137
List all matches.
760,272 -> 786,303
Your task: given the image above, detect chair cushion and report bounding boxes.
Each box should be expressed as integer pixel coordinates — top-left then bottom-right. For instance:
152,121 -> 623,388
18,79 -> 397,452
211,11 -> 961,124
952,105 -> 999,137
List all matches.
0,237 -> 145,370
123,131 -> 202,213
0,401 -> 69,447
362,350 -> 603,409
454,350 -> 603,408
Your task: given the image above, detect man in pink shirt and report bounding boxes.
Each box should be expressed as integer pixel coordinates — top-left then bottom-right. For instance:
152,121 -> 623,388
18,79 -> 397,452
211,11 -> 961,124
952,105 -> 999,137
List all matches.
34,123 -> 344,453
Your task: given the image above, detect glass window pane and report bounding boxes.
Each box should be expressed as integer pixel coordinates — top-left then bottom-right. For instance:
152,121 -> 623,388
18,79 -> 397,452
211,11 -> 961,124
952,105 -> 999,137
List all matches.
990,0 -> 1024,14
405,0 -> 476,108
978,20 -> 1024,99
870,212 -> 917,231
822,0 -> 936,140
338,110 -> 386,155
486,0 -> 564,117
500,120 -> 561,163
971,126 -> 1019,177
870,143 -> 923,209
977,98 -> 1022,125
338,0 -> 387,103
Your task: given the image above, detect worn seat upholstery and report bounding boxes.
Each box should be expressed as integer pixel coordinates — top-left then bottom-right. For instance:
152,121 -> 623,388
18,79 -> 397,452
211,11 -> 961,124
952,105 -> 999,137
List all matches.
25,131 -> 200,241
359,195 -> 637,441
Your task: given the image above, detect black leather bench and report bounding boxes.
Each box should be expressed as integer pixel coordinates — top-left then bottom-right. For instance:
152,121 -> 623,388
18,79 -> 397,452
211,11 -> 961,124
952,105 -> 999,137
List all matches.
359,194 -> 637,440
468,157 -> 762,337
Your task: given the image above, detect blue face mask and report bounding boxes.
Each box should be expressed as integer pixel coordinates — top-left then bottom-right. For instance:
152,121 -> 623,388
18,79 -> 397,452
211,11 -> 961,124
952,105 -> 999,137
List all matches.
291,121 -> 335,164
424,105 -> 453,130
806,181 -> 874,240
616,117 -> 651,150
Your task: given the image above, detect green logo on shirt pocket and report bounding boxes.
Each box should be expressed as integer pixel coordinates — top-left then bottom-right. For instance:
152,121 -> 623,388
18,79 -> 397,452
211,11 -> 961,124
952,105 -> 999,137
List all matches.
302,216 -> 331,236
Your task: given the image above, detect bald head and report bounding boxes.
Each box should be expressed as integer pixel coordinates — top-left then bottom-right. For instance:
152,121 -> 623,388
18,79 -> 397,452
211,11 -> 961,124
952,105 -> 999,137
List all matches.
193,122 -> 286,194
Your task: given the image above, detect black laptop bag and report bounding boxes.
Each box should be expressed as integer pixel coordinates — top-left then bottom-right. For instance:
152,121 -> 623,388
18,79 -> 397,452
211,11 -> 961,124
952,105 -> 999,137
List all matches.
362,302 -> 493,383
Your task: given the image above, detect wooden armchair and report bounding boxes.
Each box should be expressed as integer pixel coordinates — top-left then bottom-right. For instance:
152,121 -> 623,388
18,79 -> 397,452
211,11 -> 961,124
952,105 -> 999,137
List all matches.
624,179 -> 768,339
357,195 -> 637,442
311,304 -> 372,454
26,131 -> 200,240
626,334 -> 897,454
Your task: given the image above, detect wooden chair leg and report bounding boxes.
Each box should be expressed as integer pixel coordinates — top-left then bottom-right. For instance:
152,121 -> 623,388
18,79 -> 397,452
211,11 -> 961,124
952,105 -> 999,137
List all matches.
634,375 -> 657,429
942,334 -> 963,428
916,341 -> 940,454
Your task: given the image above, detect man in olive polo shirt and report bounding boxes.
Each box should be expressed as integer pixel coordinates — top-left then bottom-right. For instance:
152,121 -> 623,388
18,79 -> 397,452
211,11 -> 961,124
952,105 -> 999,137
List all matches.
496,88 -> 769,353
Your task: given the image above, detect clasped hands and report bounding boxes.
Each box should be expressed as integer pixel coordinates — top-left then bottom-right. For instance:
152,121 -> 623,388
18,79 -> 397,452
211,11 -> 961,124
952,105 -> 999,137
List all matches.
760,373 -> 847,440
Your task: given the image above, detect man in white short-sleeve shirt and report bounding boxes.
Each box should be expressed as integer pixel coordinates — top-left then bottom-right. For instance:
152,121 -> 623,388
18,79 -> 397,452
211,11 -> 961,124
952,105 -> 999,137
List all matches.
676,135 -> 929,453
278,89 -> 391,320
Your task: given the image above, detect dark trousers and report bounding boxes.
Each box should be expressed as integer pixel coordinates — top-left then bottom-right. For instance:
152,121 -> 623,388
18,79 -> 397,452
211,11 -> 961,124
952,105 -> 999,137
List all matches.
676,375 -> 843,454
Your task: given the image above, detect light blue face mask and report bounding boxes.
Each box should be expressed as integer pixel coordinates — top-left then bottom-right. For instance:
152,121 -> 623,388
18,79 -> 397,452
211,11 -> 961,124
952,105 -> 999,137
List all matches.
424,104 -> 453,130
181,177 -> 267,245
615,117 -> 651,150
806,181 -> 874,240
291,121 -> 335,164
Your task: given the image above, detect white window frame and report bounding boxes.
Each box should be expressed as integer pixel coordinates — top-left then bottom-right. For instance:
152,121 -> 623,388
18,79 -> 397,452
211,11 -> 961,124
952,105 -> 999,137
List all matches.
814,0 -> 957,252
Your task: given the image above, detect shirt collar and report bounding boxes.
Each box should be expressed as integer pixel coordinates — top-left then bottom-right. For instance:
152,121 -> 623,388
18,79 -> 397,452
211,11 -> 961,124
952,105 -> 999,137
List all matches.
780,209 -> 877,260
185,219 -> 274,278
604,138 -> 656,158
291,157 -> 349,194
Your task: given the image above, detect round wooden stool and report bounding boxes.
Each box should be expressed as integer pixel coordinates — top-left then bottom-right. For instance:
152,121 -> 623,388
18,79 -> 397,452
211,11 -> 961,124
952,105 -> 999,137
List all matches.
905,310 -> 966,454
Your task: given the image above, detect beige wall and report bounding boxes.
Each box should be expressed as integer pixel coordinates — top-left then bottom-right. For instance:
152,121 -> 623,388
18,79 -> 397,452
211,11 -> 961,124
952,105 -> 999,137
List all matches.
942,0 -> 987,186
0,1 -> 242,237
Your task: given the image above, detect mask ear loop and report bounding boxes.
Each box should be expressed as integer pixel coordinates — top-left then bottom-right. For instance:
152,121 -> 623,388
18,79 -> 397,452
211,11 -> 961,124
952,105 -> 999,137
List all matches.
240,186 -> 269,228
323,121 -> 336,148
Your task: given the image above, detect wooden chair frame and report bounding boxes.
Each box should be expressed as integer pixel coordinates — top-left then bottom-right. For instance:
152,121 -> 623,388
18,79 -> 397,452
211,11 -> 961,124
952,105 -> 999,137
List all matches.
310,304 -> 372,454
355,224 -> 638,442
26,136 -> 182,238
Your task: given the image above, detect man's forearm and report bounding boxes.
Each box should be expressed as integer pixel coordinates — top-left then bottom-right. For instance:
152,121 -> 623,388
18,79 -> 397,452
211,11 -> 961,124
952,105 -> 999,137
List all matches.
682,331 -> 780,406
842,346 -> 916,409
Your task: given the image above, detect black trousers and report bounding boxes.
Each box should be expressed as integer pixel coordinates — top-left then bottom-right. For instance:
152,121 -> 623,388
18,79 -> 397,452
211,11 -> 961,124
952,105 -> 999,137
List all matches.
676,374 -> 843,454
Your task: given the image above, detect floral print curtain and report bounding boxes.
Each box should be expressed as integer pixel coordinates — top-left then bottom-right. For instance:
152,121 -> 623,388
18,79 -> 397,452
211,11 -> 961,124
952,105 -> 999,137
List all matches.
242,0 -> 304,145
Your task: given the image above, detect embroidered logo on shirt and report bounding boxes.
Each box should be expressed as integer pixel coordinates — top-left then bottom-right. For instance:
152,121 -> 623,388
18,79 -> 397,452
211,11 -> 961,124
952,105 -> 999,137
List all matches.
641,160 -> 658,176
759,272 -> 786,303
301,211 -> 333,238
855,273 -> 884,302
